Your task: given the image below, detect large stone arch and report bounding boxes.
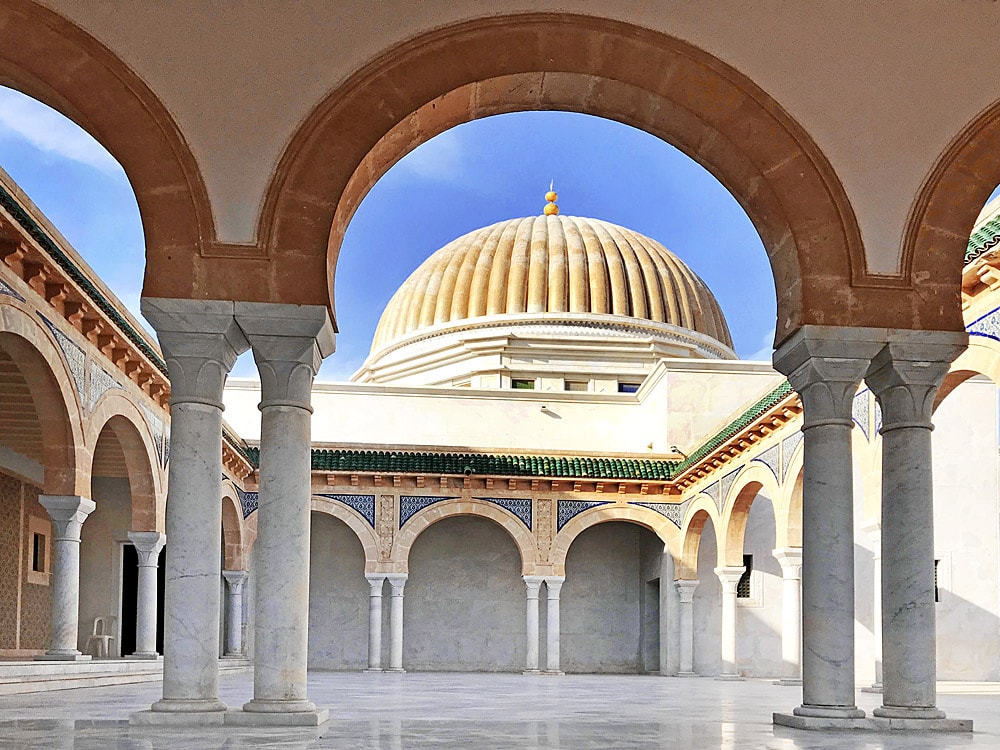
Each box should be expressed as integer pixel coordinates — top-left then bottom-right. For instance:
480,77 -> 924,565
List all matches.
549,504 -> 680,577
310,495 -> 380,574
0,300 -> 85,495
678,495 -> 724,578
261,12 -> 879,340
777,447 -> 804,550
936,338 -> 1000,409
391,499 -> 537,575
720,462 -> 783,567
88,392 -> 162,532
0,1 -> 212,300
221,482 -> 246,570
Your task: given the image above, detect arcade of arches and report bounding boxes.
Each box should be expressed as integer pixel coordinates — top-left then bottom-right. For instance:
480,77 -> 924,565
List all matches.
2,1 -> 1000,738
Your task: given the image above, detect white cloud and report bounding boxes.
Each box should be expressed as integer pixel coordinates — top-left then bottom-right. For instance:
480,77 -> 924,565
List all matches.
395,128 -> 465,182
743,327 -> 776,362
0,87 -> 122,175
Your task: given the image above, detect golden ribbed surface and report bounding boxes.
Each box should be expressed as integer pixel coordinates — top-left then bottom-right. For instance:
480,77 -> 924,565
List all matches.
371,215 -> 733,353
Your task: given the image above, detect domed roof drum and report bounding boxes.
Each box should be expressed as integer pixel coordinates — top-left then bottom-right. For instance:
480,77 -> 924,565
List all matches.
371,214 -> 733,354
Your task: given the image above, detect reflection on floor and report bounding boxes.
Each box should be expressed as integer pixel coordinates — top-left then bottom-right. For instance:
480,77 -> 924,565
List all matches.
0,672 -> 998,749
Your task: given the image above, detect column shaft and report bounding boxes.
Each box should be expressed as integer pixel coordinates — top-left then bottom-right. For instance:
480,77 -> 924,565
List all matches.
675,580 -> 698,676
222,570 -> 248,657
129,531 -> 166,659
773,547 -> 802,683
524,576 -> 543,673
387,575 -> 407,672
365,575 -> 385,671
715,567 -> 744,680
544,577 -> 564,674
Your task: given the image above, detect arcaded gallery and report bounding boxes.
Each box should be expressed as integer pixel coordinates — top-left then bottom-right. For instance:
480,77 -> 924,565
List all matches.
1,2 -> 1000,747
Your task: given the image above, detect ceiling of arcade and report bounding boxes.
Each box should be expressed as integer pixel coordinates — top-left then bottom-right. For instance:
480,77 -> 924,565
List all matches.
0,347 -> 42,464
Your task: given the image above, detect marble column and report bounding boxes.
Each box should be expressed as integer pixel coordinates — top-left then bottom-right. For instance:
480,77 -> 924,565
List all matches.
141,297 -> 249,716
365,574 -> 386,672
772,547 -> 802,685
544,576 -> 564,674
860,522 -> 882,693
221,570 -> 248,657
386,574 -> 407,672
867,332 -> 965,721
237,303 -> 333,719
675,579 -> 699,676
523,576 -> 544,673
36,495 -> 95,660
715,566 -> 745,680
773,325 -> 882,720
128,531 -> 166,659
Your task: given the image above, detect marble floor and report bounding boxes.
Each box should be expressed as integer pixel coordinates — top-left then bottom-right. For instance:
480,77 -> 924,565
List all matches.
0,672 -> 998,748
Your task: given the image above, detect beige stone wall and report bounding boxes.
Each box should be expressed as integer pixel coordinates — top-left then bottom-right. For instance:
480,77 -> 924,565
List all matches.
0,470 -> 50,654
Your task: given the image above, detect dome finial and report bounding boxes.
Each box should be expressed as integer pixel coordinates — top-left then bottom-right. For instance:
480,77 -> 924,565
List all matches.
544,180 -> 559,216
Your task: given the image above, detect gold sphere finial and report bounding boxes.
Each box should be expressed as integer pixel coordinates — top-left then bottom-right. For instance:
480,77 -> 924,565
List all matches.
544,181 -> 559,215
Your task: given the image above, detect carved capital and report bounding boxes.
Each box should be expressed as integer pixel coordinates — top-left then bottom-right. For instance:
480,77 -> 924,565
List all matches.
544,576 -> 565,598
365,573 -> 387,595
772,547 -> 802,580
675,579 -> 699,603
386,573 -> 408,596
523,575 -> 545,598
715,566 -> 746,594
39,495 -> 95,541
222,569 -> 248,594
128,531 -> 166,566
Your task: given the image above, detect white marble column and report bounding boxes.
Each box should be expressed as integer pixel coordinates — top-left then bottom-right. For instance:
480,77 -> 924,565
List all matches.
715,566 -> 745,681
675,579 -> 699,676
128,531 -> 166,659
365,574 -> 386,672
222,570 -> 248,657
36,495 -> 95,660
140,297 -> 248,717
237,303 -> 333,719
860,522 -> 882,693
773,326 -> 882,721
772,547 -> 802,685
867,333 -> 965,721
386,574 -> 407,672
544,576 -> 564,674
523,576 -> 544,673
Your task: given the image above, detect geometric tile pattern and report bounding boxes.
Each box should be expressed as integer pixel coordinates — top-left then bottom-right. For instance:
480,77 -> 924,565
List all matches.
89,361 -> 124,412
39,313 -> 85,402
399,496 -> 458,528
852,389 -> 871,441
235,486 -> 259,519
315,493 -> 376,528
751,443 -> 781,480
556,499 -> 612,531
719,468 -> 741,508
0,278 -> 24,301
781,431 -> 803,481
630,501 -> 685,528
475,497 -> 532,529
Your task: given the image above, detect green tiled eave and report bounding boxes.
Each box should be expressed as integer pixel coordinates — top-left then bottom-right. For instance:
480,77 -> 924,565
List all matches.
967,215 -> 1000,265
0,183 -> 169,377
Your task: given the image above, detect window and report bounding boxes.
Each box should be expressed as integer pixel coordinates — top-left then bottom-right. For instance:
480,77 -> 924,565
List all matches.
737,555 -> 753,599
511,378 -> 535,390
26,516 -> 50,585
618,382 -> 641,394
564,380 -> 588,392
935,559 -> 941,603
31,533 -> 45,572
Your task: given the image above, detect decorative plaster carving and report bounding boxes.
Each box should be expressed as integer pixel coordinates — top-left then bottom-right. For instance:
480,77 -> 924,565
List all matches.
535,498 -> 553,562
39,313 -> 85,401
378,494 -> 394,561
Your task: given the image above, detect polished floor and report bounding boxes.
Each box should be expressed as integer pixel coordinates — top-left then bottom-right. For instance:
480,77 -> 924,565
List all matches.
0,672 -> 998,748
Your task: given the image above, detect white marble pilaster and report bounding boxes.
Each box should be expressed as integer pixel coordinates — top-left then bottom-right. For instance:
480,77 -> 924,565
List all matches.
221,570 -> 248,657
772,547 -> 802,685
140,297 -> 249,716
36,495 -> 95,660
860,522 -> 882,693
867,332 -> 965,721
365,574 -> 386,672
236,303 -> 333,719
773,325 -> 882,721
523,576 -> 544,674
128,532 -> 166,659
715,566 -> 745,681
544,576 -> 564,674
675,579 -> 699,676
386,574 -> 407,672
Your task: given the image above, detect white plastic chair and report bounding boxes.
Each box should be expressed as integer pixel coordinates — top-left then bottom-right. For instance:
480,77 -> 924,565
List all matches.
85,616 -> 115,658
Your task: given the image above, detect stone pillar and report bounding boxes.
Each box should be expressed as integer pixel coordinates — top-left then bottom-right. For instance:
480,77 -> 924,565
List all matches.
365,574 -> 386,672
867,333 -> 965,721
861,522 -> 882,692
128,531 -> 166,659
675,579 -> 699,676
523,576 -> 544,673
140,298 -> 248,717
544,576 -> 564,674
773,326 -> 882,721
715,566 -> 745,680
386,574 -> 407,672
36,495 -> 95,660
237,303 -> 333,721
221,570 -> 248,657
772,547 -> 802,685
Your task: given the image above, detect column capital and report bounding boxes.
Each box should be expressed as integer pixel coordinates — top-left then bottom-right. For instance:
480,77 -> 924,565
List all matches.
234,302 -> 335,410
772,547 -> 803,579
39,495 -> 95,541
386,573 -> 408,594
365,573 -> 386,592
128,531 -> 166,566
675,578 -> 699,602
523,576 -> 545,595
866,331 -> 967,432
715,566 -> 746,593
222,569 -> 248,587
543,576 -> 565,596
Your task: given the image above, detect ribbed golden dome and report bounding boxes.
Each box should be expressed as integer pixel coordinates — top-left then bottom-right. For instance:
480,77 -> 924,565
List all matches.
371,215 -> 733,353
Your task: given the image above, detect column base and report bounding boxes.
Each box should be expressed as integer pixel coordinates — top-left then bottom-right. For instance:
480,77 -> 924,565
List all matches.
243,698 -> 317,714
363,667 -> 384,673
522,669 -> 541,675
228,708 -> 329,727
873,705 -> 946,720
774,713 -> 972,732
542,670 -> 564,675
773,678 -> 802,686
125,653 -> 162,661
34,652 -> 91,661
793,705 -> 865,719
384,668 -> 406,673
860,683 -> 883,694
150,698 -> 228,713
716,673 -> 744,681
676,671 -> 699,677
221,653 -> 245,660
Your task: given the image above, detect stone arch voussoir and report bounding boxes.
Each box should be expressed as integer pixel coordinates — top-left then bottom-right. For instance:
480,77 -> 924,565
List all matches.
311,495 -> 381,574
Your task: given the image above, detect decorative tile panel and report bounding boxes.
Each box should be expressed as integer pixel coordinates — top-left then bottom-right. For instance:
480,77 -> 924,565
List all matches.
39,314 -> 85,401
630,501 -> 685,528
967,305 -> 1000,342
719,468 -> 740,508
139,403 -> 168,468
874,399 -> 883,436
781,431 -> 803,480
236,486 -> 258,519
556,500 -> 612,531
475,497 -> 532,529
399,495 -> 457,527
852,389 -> 871,441
752,443 -> 781,480
316,493 -> 376,528
89,360 -> 124,412
0,278 -> 24,301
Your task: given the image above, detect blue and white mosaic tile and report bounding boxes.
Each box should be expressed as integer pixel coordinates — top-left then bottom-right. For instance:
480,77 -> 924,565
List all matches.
139,403 -> 168,468
874,399 -> 883,435
781,431 -> 803,480
236,486 -> 258,519
852,389 -> 871,441
475,497 -> 532,529
316,493 -> 376,528
630,501 -> 685,528
556,500 -> 612,531
752,443 -> 781,480
399,496 -> 457,527
719,468 -> 740,508
0,278 -> 24,301
967,305 -> 1000,342
39,313 -> 85,401
89,360 -> 124,412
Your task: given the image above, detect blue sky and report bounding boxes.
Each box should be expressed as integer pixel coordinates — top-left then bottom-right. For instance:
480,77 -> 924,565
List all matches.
0,87 -> 779,381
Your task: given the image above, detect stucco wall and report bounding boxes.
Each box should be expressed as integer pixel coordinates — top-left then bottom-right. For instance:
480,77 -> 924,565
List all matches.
693,517 -> 721,675
735,493 -> 783,677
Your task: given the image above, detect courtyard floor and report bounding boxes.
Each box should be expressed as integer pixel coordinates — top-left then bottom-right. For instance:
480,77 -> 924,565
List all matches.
0,672 -> 998,748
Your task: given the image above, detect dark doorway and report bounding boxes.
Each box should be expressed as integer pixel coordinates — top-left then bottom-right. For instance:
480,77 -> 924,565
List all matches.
120,545 -> 166,655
